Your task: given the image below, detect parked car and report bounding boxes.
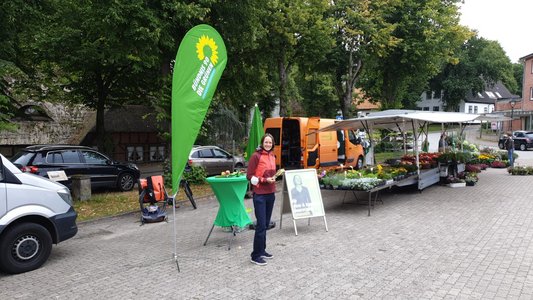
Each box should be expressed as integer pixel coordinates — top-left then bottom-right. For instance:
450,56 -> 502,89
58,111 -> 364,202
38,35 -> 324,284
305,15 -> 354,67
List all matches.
0,154 -> 77,274
188,146 -> 246,176
10,145 -> 140,191
498,131 -> 533,151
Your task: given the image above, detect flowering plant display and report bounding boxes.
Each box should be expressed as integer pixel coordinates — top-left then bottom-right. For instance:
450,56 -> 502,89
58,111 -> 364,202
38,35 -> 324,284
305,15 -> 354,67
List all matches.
508,166 -> 533,175
476,153 -> 496,165
318,164 -> 417,191
446,175 -> 465,184
464,172 -> 478,183
465,164 -> 482,173
401,153 -> 440,169
490,160 -> 507,168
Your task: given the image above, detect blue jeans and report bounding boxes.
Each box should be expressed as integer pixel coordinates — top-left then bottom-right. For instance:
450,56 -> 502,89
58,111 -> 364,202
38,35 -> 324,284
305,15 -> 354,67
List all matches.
251,193 -> 275,260
508,149 -> 514,167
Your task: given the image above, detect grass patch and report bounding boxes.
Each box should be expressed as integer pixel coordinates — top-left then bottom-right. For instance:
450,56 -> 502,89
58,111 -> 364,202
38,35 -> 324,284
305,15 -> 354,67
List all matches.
74,184 -> 214,222
374,151 -> 410,163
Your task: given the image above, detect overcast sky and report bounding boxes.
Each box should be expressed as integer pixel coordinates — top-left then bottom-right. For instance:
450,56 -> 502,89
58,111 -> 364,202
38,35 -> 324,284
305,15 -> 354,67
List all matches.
459,0 -> 533,63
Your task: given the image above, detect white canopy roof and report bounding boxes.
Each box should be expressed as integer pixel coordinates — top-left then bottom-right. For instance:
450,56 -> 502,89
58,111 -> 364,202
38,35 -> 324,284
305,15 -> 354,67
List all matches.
318,110 -> 509,132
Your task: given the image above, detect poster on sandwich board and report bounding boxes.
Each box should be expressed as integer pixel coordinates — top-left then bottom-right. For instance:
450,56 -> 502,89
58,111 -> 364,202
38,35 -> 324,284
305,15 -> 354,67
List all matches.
279,169 -> 328,235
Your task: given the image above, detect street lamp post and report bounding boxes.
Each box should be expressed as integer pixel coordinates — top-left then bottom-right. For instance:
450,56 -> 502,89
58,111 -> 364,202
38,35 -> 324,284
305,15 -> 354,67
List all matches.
510,100 -> 516,132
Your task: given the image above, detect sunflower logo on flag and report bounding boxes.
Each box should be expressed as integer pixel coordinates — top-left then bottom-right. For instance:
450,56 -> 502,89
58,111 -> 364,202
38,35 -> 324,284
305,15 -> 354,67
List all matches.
196,35 -> 219,65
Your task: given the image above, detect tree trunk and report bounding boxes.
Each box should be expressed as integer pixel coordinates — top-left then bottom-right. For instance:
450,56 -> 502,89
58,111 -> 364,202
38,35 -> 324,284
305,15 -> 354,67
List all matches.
278,58 -> 288,117
339,52 -> 363,119
95,73 -> 107,151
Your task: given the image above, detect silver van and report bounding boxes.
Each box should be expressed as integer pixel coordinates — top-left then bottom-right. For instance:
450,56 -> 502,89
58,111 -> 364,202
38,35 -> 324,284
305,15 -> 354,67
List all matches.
0,154 -> 77,274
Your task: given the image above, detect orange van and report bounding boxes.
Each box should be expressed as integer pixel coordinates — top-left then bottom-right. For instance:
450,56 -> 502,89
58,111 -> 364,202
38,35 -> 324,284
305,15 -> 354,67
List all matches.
264,117 -> 365,170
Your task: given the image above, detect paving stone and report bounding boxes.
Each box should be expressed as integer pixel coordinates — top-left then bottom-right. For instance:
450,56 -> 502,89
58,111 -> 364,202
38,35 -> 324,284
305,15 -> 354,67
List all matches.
2,162 -> 533,299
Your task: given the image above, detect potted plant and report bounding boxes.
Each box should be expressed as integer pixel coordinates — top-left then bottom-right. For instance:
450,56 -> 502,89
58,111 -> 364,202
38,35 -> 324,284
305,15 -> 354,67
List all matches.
464,172 -> 478,186
446,175 -> 466,188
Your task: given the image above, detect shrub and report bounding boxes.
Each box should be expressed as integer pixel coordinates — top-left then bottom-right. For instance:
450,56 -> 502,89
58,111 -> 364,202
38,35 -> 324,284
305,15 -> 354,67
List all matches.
183,165 -> 207,184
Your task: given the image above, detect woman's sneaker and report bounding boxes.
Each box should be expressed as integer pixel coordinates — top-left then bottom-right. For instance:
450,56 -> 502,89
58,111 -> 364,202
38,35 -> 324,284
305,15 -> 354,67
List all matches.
261,252 -> 273,260
250,257 -> 267,266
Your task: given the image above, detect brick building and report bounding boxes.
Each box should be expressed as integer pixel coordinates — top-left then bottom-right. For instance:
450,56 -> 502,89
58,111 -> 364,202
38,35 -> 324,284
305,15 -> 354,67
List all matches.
495,52 -> 533,132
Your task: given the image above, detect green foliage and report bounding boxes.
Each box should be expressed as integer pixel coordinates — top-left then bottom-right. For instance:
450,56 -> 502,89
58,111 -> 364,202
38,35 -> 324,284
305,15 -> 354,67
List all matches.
299,72 -> 338,117
328,0 -> 400,117
360,0 -> 470,109
258,0 -> 335,116
437,151 -> 473,163
183,165 -> 207,185
163,160 -> 206,187
508,166 -> 533,176
430,35 -> 517,110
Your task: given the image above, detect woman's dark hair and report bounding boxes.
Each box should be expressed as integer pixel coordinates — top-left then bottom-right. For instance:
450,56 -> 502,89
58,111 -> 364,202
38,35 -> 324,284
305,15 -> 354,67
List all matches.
293,174 -> 302,185
260,133 -> 275,150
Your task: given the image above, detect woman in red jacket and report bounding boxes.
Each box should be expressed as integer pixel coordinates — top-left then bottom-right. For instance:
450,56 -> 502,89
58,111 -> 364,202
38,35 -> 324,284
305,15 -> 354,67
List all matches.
246,133 -> 276,266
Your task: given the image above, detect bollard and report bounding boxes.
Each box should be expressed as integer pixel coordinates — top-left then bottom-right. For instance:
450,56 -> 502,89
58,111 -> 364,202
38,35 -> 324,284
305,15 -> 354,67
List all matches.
71,175 -> 91,201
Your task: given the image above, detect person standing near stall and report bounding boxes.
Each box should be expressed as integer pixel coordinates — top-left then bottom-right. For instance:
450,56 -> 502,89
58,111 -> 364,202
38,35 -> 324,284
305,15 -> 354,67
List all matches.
505,133 -> 515,167
247,133 -> 276,266
438,132 -> 447,153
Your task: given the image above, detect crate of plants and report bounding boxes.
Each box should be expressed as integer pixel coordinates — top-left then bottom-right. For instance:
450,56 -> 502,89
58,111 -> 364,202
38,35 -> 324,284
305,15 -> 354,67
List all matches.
319,168 -> 384,191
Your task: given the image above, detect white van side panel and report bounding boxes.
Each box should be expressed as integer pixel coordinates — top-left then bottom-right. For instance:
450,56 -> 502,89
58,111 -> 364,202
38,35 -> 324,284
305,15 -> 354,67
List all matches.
5,182 -> 70,213
0,204 -> 58,226
0,183 -> 6,219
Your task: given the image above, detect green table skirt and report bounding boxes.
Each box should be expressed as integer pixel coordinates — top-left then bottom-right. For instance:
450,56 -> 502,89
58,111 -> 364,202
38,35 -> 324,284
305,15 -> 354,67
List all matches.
206,175 -> 252,228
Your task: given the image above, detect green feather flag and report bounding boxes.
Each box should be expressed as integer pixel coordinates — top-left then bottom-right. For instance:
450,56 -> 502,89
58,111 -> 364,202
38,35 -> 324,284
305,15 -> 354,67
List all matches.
171,25 -> 227,193
245,104 -> 264,161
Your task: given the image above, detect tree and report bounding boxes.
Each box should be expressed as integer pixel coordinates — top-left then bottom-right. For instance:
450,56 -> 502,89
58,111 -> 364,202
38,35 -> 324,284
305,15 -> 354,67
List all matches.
34,0 -> 167,151
360,0 -> 470,109
511,63 -> 523,97
0,1 -> 51,131
259,0 -> 334,116
327,0 -> 399,118
429,35 -> 518,110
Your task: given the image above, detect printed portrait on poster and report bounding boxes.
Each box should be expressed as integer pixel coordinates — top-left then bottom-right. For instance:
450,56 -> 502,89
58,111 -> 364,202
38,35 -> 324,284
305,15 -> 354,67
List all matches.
285,169 -> 325,219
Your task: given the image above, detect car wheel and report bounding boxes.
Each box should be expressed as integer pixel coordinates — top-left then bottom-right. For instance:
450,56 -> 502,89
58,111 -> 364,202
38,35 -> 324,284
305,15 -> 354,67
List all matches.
520,143 -> 527,151
0,223 -> 52,274
356,156 -> 364,170
498,142 -> 504,149
235,163 -> 244,169
118,173 -> 135,191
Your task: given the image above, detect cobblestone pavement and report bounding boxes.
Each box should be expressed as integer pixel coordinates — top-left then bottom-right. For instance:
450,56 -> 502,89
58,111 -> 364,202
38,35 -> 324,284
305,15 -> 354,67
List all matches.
3,165 -> 533,299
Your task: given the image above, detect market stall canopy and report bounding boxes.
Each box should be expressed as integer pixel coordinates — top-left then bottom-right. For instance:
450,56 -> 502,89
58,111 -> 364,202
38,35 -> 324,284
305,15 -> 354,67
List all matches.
474,113 -> 511,122
316,110 -> 486,132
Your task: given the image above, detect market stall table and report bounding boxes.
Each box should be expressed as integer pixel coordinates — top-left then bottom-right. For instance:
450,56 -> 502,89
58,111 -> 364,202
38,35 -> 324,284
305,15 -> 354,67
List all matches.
323,174 -> 419,216
203,175 -> 252,250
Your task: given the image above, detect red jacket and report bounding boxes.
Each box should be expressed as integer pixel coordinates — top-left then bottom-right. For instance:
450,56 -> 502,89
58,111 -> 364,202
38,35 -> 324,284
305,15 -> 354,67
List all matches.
246,148 -> 276,194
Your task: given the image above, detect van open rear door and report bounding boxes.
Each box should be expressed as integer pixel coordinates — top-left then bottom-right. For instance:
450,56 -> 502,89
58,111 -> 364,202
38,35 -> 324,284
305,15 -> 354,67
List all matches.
304,117 -> 320,168
264,118 -> 282,168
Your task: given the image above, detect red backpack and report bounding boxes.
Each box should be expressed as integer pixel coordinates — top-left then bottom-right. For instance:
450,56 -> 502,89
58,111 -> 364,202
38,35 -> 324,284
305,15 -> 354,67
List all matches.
139,175 -> 167,203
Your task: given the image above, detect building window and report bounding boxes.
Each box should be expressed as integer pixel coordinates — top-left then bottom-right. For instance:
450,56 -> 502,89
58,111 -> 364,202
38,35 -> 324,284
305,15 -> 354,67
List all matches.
484,107 -> 488,113
150,146 -> 166,161
127,146 -> 144,162
433,106 -> 439,111
530,87 -> 533,100
474,106 -> 478,113
468,105 -> 473,113
423,107 -> 429,111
